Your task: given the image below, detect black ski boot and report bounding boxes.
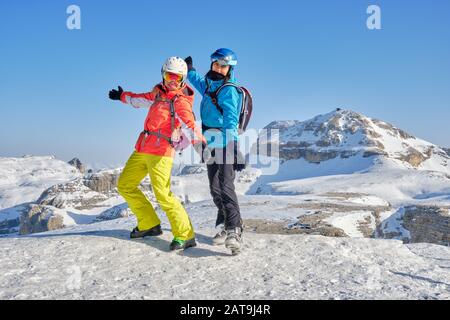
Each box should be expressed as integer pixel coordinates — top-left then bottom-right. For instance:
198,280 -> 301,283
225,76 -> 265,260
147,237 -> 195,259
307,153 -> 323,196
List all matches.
169,237 -> 197,251
130,224 -> 163,239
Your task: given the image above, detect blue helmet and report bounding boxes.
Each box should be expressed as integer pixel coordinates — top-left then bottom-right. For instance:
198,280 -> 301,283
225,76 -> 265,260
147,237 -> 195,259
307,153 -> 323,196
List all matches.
210,48 -> 238,66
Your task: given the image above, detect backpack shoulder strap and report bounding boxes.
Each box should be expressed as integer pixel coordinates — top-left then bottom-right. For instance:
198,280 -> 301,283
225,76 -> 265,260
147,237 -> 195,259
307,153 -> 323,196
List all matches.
208,82 -> 243,115
168,95 -> 179,134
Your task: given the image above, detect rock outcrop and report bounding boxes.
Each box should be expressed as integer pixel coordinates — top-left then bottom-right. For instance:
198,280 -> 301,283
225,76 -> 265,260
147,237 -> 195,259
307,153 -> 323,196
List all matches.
402,206 -> 450,246
94,203 -> 131,222
19,204 -> 65,235
68,158 -> 86,174
83,169 -> 123,193
36,179 -> 109,210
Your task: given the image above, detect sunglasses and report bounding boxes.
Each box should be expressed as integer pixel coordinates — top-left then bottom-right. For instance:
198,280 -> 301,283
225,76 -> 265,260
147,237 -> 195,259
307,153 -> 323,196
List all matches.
163,72 -> 184,83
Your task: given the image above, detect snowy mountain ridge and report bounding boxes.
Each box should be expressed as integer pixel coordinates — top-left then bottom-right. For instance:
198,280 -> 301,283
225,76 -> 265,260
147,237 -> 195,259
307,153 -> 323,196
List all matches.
259,109 -> 450,172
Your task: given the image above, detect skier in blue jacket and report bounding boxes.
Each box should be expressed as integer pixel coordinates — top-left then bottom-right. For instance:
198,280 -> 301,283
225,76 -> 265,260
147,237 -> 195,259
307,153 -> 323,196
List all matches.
185,48 -> 244,255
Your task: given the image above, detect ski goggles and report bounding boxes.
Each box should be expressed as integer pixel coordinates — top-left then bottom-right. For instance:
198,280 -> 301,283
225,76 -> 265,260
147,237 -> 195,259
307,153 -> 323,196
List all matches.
163,72 -> 184,83
211,56 -> 237,66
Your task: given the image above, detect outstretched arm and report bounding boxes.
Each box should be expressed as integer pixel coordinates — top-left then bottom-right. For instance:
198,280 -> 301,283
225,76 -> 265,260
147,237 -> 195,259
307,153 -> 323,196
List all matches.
109,85 -> 157,108
120,87 -> 158,108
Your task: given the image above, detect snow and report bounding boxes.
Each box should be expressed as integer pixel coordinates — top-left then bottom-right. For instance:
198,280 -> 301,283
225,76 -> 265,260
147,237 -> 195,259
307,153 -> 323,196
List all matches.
1,214 -> 449,299
252,158 -> 450,208
247,154 -> 376,194
378,207 -> 411,240
324,211 -> 374,238
0,156 -> 81,211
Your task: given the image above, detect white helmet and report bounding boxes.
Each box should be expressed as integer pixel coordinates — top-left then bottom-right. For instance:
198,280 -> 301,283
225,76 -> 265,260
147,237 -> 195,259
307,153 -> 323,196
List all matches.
161,57 -> 188,78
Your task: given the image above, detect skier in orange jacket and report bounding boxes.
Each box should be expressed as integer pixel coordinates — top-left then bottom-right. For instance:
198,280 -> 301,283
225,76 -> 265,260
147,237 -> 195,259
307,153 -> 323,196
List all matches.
109,57 -> 205,251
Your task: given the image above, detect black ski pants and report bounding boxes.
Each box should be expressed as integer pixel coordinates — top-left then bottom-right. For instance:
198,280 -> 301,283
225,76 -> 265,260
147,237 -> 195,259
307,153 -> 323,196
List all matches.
207,160 -> 242,230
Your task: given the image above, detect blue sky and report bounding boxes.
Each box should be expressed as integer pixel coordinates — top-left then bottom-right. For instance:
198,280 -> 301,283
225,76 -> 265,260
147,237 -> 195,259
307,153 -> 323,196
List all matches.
1,0 -> 449,168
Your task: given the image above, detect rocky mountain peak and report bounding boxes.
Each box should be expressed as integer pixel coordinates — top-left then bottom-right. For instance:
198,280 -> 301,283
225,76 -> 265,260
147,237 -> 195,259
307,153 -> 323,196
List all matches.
257,108 -> 449,168
68,157 -> 86,174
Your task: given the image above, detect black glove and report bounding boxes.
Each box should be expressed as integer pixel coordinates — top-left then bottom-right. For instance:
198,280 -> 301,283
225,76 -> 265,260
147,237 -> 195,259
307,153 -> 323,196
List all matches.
234,145 -> 247,172
184,56 -> 195,72
109,86 -> 123,101
193,141 -> 210,163
225,142 -> 247,171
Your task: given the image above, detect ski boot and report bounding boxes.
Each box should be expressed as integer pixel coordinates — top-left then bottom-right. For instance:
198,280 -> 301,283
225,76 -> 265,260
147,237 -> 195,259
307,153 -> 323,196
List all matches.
214,219 -> 244,246
130,224 -> 163,239
170,237 -> 197,251
225,227 -> 243,256
212,225 -> 227,246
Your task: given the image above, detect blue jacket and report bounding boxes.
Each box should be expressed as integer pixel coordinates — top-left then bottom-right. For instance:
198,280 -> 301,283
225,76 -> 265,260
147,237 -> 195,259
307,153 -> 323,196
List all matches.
188,70 -> 242,148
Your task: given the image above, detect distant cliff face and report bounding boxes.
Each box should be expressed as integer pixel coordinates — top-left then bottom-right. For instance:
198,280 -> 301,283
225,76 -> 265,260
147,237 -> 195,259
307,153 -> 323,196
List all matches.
68,157 -> 86,174
255,109 -> 450,168
83,169 -> 123,194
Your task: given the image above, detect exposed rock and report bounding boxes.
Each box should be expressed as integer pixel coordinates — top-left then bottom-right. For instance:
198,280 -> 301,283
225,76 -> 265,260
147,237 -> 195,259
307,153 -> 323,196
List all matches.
285,202 -> 391,213
243,218 -> 347,238
397,147 -> 428,168
372,120 -> 415,140
179,165 -> 207,175
68,158 -> 86,174
19,204 -> 65,235
444,148 -> 450,157
0,204 -> 30,235
363,149 -> 388,158
83,170 -> 122,193
364,128 -> 382,139
340,151 -> 358,159
357,213 -> 378,238
258,144 -> 342,163
94,204 -> 131,222
0,217 -> 20,235
303,150 -> 338,163
402,206 -> 450,246
37,179 -> 109,210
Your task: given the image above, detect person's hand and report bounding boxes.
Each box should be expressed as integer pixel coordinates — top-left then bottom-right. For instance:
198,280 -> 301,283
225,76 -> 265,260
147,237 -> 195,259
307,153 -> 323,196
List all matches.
109,86 -> 123,101
227,142 -> 246,171
184,56 -> 195,72
193,141 -> 210,163
234,147 -> 246,172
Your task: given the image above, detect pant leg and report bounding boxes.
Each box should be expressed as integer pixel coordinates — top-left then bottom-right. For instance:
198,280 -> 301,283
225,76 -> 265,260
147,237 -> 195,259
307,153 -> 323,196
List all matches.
207,163 -> 226,227
147,154 -> 194,241
117,151 -> 161,231
218,163 -> 242,230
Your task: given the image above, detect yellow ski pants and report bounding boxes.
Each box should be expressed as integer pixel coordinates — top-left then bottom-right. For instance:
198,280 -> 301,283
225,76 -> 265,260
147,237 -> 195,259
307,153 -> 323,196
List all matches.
117,151 -> 194,241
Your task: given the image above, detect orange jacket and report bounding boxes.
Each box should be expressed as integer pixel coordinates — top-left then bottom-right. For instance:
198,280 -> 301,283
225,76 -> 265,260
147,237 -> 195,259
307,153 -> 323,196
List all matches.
120,83 -> 204,157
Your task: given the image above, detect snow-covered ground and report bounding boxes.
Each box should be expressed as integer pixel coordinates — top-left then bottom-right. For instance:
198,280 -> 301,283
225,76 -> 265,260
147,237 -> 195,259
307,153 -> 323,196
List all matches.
1,213 -> 450,300
253,157 -> 450,207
